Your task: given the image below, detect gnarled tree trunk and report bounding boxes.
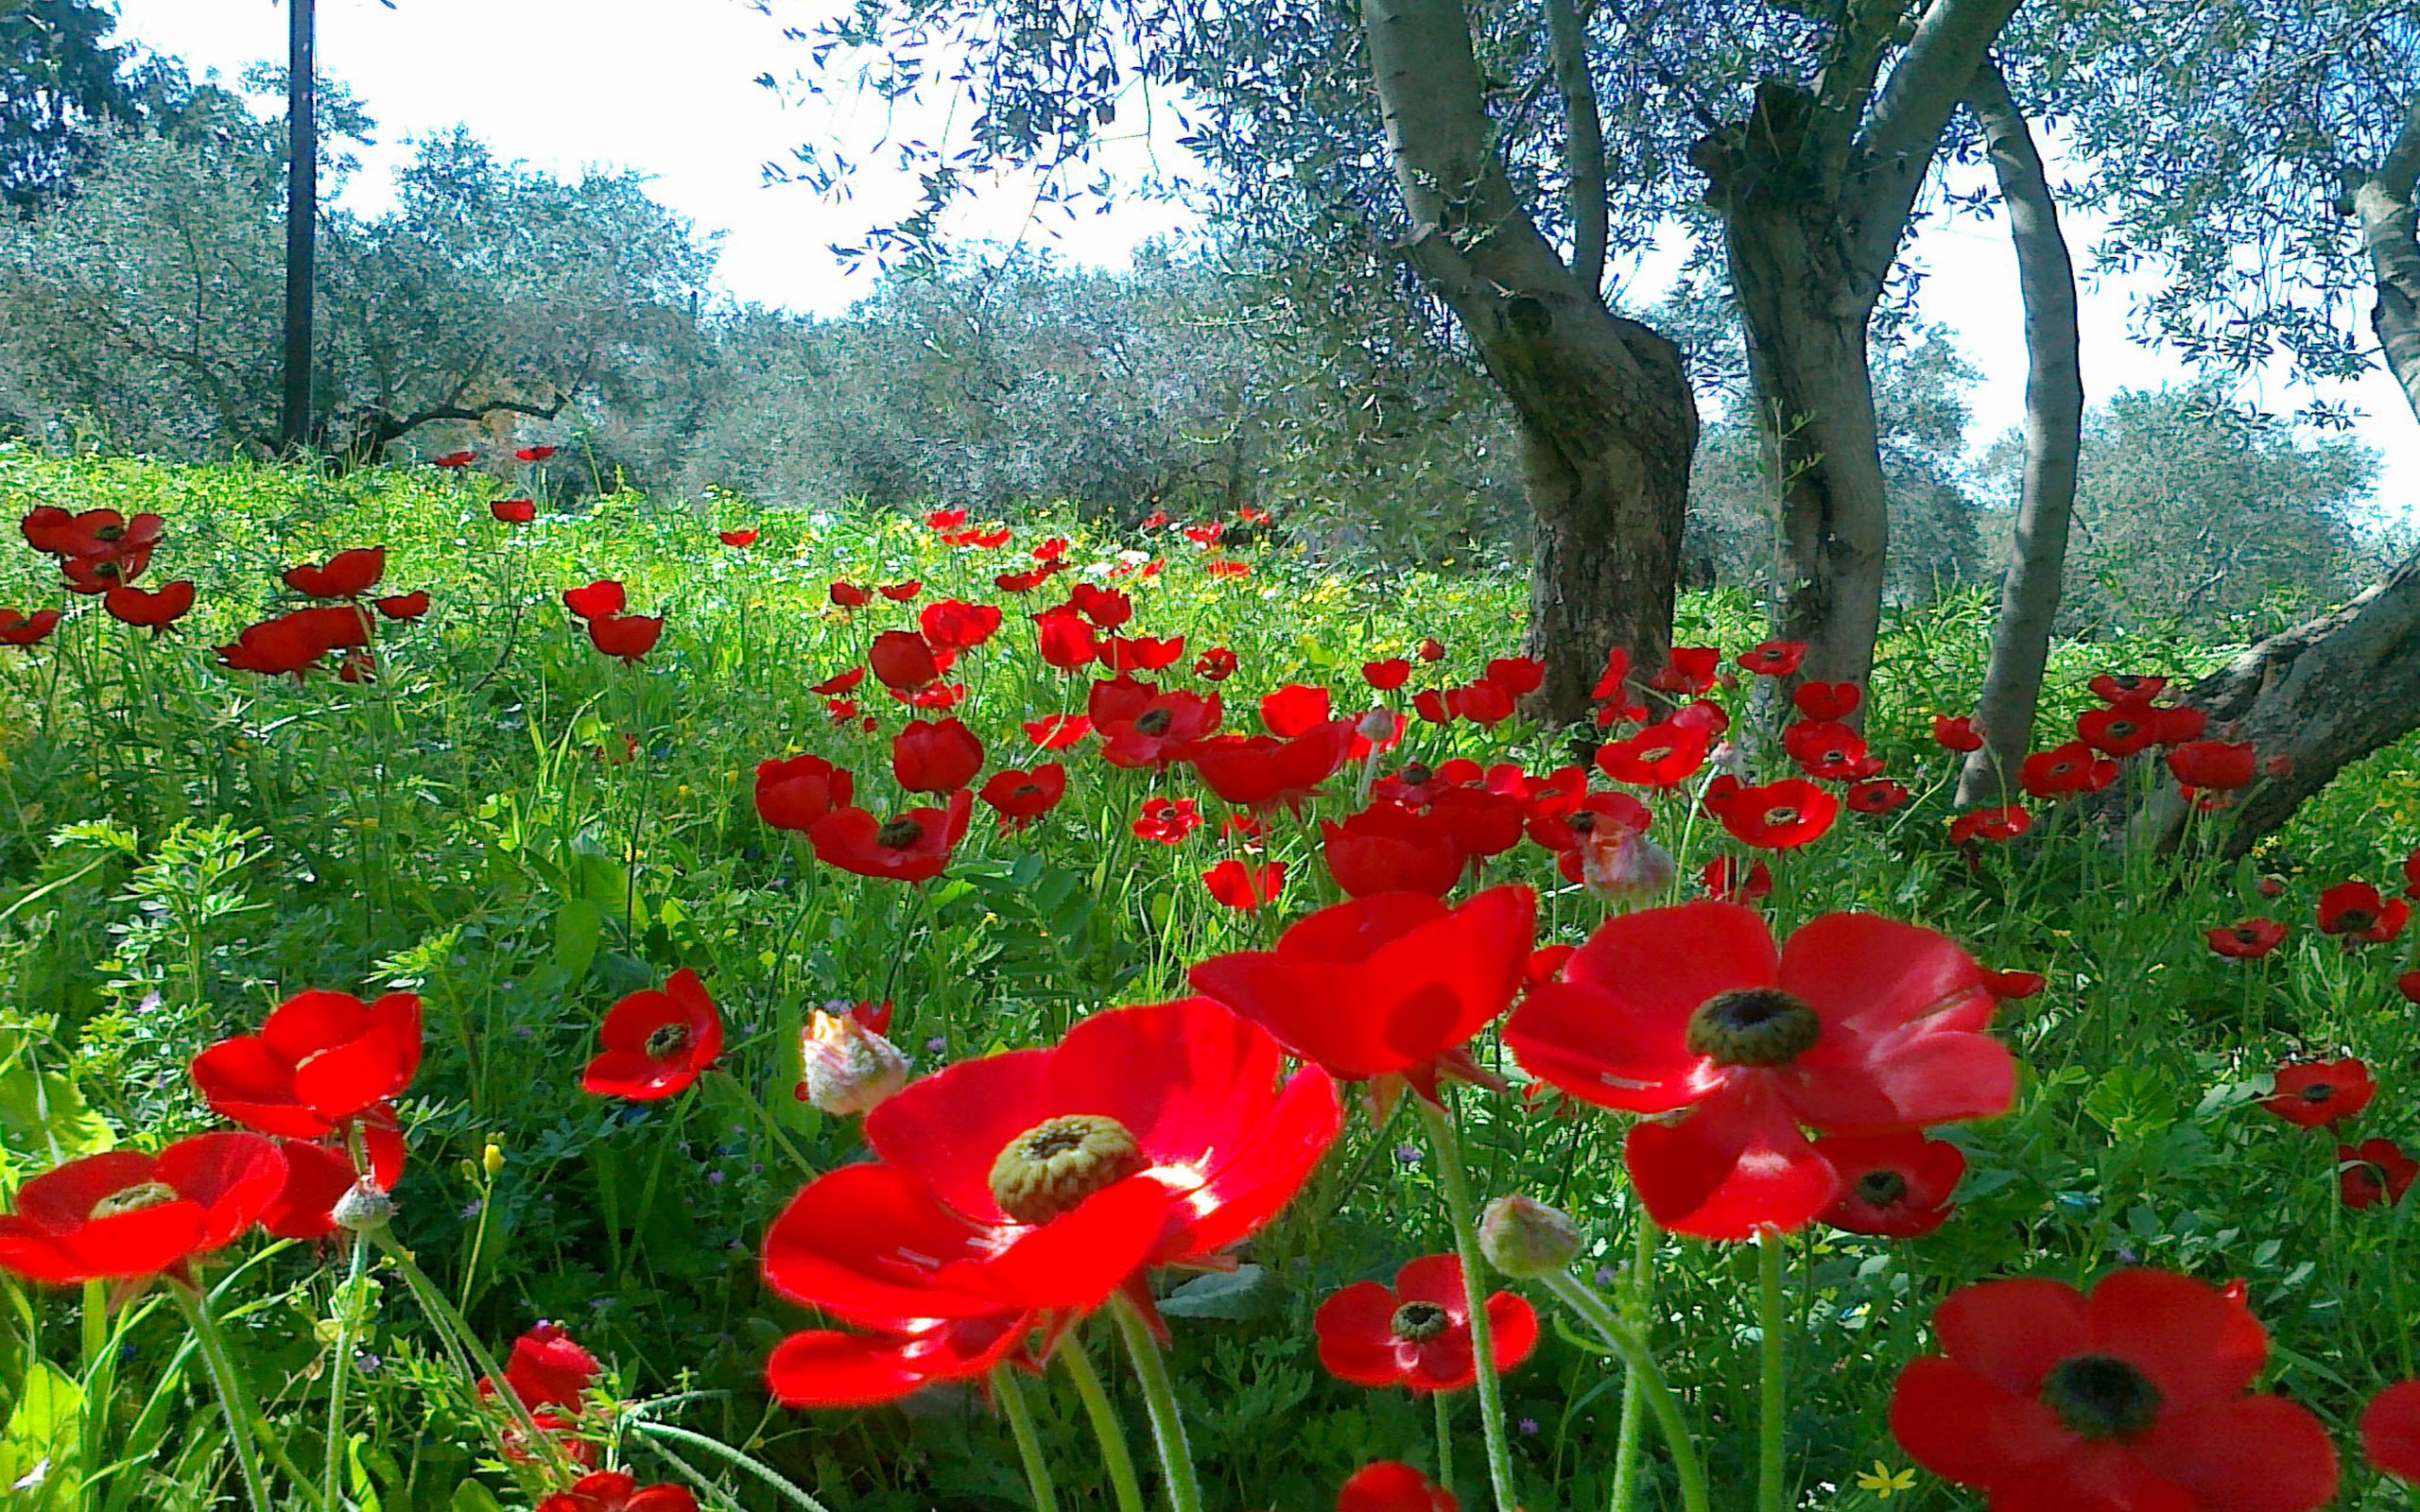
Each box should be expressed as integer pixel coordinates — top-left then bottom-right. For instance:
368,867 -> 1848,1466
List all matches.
1362,0 -> 1699,725
1957,61 -> 2084,807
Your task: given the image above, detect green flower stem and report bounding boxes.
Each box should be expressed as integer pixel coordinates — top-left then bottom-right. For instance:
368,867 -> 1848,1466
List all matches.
1059,1332 -> 1149,1512
1757,1231 -> 1789,1512
1112,1292 -> 1205,1512
169,1283 -> 275,1512
628,1419 -> 835,1512
1538,1271 -> 1710,1512
1606,1217 -> 1657,1512
368,1230 -> 578,1482
1411,1092 -> 1519,1512
1432,1390 -> 1456,1497
323,1230 -> 371,1512
993,1365 -> 1062,1512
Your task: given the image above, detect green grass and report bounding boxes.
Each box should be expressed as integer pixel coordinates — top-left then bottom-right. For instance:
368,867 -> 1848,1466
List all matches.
0,448 -> 2415,1512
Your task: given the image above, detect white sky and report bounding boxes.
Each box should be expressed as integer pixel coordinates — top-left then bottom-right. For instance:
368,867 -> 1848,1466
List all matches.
113,0 -> 2420,526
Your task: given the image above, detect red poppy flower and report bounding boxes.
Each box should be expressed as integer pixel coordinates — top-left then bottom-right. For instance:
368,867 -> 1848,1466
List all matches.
2317,882 -> 2411,943
586,613 -> 663,663
1024,713 -> 1092,749
1846,779 -> 1910,814
1363,658 -> 1411,692
1338,1463 -> 1458,1512
1890,1269 -> 2337,1512
2341,1139 -> 2417,1210
1812,1132 -> 1965,1238
719,529 -> 760,548
2090,673 -> 2169,704
2364,1381 -> 2420,1480
282,548 -> 386,600
1314,1254 -> 1538,1393
1444,679 -> 1515,727
2021,741 -> 2118,799
810,790 -> 974,885
828,581 -> 871,609
1650,647 -> 1720,696
869,629 -> 951,691
2206,919 -> 2286,959
1190,886 -> 1535,1099
1504,902 -> 2012,1239
1063,583 -> 1130,627
995,566 -> 1060,593
1949,805 -> 2031,844
582,971 -> 722,1100
2167,740 -> 2256,792
1783,720 -> 1870,781
925,508 -> 967,531
1985,970 -> 2046,1001
99,580 -> 193,633
2076,706 -> 2161,758
1703,856 -> 1773,902
1597,718 -> 1710,788
888,679 -> 966,713
761,998 -> 1340,1334
255,1138 -> 363,1241
482,1322 -> 602,1412
1204,858 -> 1287,910
0,1133 -> 287,1285
0,608 -> 61,646
1133,797 -> 1203,844
535,1472 -> 696,1512
2154,705 -> 2209,745
891,718 -> 984,794
1526,789 -> 1651,854
1191,723 -> 1355,812
1717,779 -> 1840,850
433,450 -> 479,468
1932,715 -> 1984,752
492,498 -> 537,524
755,755 -> 855,833
1091,679 -> 1222,768
1417,637 -> 1445,662
562,580 -> 627,620
803,669 -> 862,698
374,592 -> 430,621
192,990 -> 423,1138
1105,633 -> 1186,673
216,607 -> 367,679
1738,640 -> 1806,677
1322,805 -> 1467,900
1033,606 -> 1100,669
766,1312 -> 1033,1408
919,598 -> 1001,650
2263,1058 -> 2375,1129
1795,682 -> 1863,722
980,765 -> 1066,831
1261,683 -> 1332,737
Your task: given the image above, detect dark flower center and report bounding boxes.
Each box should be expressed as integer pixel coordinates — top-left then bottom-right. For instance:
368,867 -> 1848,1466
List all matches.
90,560 -> 120,579
2233,928 -> 2262,945
1855,1169 -> 1910,1209
1400,763 -> 1433,786
1685,988 -> 1821,1067
1390,1300 -> 1451,1343
1567,811 -> 1599,833
2302,1082 -> 2338,1104
988,1113 -> 1149,1224
95,524 -> 126,542
876,817 -> 925,849
2339,909 -> 2376,931
89,1180 -> 181,1221
1766,805 -> 1803,826
2039,1355 -> 2163,1440
1134,709 -> 1174,735
1012,782 -> 1043,799
2107,720 -> 2138,739
645,1022 -> 694,1059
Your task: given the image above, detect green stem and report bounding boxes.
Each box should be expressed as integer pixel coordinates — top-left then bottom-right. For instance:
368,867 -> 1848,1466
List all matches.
1756,1232 -> 1788,1512
1060,1332 -> 1149,1512
170,1284 -> 275,1512
1432,1389 -> 1456,1499
629,1419 -> 835,1512
993,1365 -> 1062,1512
368,1230 -> 578,1481
1539,1271 -> 1711,1512
1112,1293 -> 1204,1512
323,1232 -> 370,1512
1412,1092 -> 1518,1512
1606,1216 -> 1655,1512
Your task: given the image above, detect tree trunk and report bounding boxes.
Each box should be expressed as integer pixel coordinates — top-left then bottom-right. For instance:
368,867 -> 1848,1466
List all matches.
280,0 -> 317,453
1957,62 -> 2083,807
1361,0 -> 1697,725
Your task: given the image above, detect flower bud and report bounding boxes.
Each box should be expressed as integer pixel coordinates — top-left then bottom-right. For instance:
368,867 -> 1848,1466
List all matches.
1357,707 -> 1396,742
1580,826 -> 1675,904
798,1008 -> 910,1116
482,1141 -> 506,1178
1479,1194 -> 1583,1279
333,1178 -> 396,1233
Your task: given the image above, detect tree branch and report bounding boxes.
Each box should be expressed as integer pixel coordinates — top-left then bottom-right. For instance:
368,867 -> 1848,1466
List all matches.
1542,0 -> 1608,295
2354,92 -> 2420,421
1846,0 -> 2021,280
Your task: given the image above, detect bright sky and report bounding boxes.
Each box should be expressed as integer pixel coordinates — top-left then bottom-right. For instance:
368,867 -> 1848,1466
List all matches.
113,0 -> 2420,527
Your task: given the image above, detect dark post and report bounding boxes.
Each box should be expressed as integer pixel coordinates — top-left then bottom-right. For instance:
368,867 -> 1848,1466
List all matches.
280,0 -> 317,452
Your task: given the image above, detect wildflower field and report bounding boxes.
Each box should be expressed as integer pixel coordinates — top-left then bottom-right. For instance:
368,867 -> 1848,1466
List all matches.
3,447 -> 2420,1512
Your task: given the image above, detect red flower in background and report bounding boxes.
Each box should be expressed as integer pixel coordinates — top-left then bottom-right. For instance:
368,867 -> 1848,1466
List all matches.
1338,1464 -> 1458,1512
586,613 -> 663,663
192,990 -> 423,1140
1314,1253 -> 1538,1393
582,970 -> 723,1100
1812,1131 -> 1965,1238
1194,645 -> 1238,680
1793,680 -> 1862,721
1651,647 -> 1719,696
1203,858 -> 1287,910
1783,719 -> 1870,780
829,581 -> 871,609
1418,637 -> 1445,662
0,609 -> 61,646
1322,804 -> 1466,899
1363,658 -> 1410,691
1191,723 -> 1355,812
1261,683 -> 1333,736
1597,717 -> 1709,788
1846,779 -> 1910,815
1504,902 -> 2012,1239
1091,678 -> 1222,768
2405,847 -> 2419,899
1105,633 -> 1185,673
868,629 -> 951,691
0,1133 -> 287,1285
2020,741 -> 2118,799
2364,1382 -> 2420,1481
1033,606 -> 1099,669
1737,640 -> 1806,677
375,592 -> 430,621
919,599 -> 1001,650
2153,704 -> 2209,745
1948,805 -> 2031,844
1190,886 -> 1535,1099
810,790 -> 974,884
2168,740 -> 2257,792
891,718 -> 985,794
104,580 -> 195,632
809,668 -> 864,696
1703,856 -> 1773,902
2090,673 -> 2169,704
433,450 -> 478,468
1717,779 -> 1840,850
1024,713 -> 1091,748
216,606 -> 372,679
980,765 -> 1066,832
2317,882 -> 2410,943
1133,797 -> 1203,845
535,1472 -> 696,1512
562,580 -> 627,620
2077,704 -> 2161,758
2341,1139 -> 2418,1210
925,508 -> 967,531
1890,1269 -> 2337,1512
2263,1058 -> 2375,1129
283,548 -> 386,600
719,529 -> 760,548
1932,715 -> 1984,752
755,754 -> 855,833
513,445 -> 557,462
2206,919 -> 2287,959
487,1322 -> 602,1412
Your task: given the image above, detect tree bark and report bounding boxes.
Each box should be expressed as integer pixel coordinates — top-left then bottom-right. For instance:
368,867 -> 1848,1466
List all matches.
1957,61 -> 2083,807
1361,0 -> 1698,724
280,0 -> 317,453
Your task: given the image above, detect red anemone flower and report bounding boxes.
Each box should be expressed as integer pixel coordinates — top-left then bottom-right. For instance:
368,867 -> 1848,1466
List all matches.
1067,584 -> 1131,627
1737,640 -> 1806,677
2021,741 -> 2118,799
1503,902 -> 2013,1240
1034,606 -> 1099,669
1322,805 -> 1467,900
2364,1382 -> 2420,1480
536,1472 -> 697,1512
809,667 -> 865,696
1191,723 -> 1356,812
1133,797 -> 1203,844
868,629 -> 950,690
2154,705 -> 2209,745
1846,779 -> 1910,815
1783,719 -> 1871,781
2077,705 -> 2162,758
1811,1131 -> 1965,1238
1314,1253 -> 1537,1393
2262,1058 -> 2375,1129
980,765 -> 1067,832
0,1133 -> 287,1285
104,580 -> 195,632
891,718 -> 985,794
719,529 -> 760,548
1339,1464 -> 1458,1512
1650,646 -> 1720,696
759,997 -> 1340,1334
191,990 -> 423,1138
2317,882 -> 2410,943
2090,673 -> 2169,704
1203,858 -> 1287,910
765,1311 -> 1033,1409
1931,714 -> 1985,752
829,581 -> 872,609
755,754 -> 855,833
1717,779 -> 1841,850
1190,886 -> 1535,1101
562,580 -> 627,620
1105,634 -> 1186,673
925,508 -> 968,530
258,1138 -> 362,1241
1792,680 -> 1862,721
0,608 -> 61,646
512,445 -> 557,463
2206,919 -> 2287,959
1194,645 -> 1238,680
282,548 -> 386,600
1364,658 -> 1411,691
2168,740 -> 2257,792
1418,637 -> 1446,662
586,613 -> 664,663
810,790 -> 975,884
1949,805 -> 2031,844
1890,1269 -> 2337,1512
1703,856 -> 1773,902
1091,679 -> 1223,768
582,971 -> 723,1100
485,1322 -> 602,1412
374,591 -> 430,621
1262,683 -> 1333,736
1597,718 -> 1710,788
432,451 -> 478,468
919,599 -> 1001,650
1025,713 -> 1092,749
2341,1139 -> 2418,1210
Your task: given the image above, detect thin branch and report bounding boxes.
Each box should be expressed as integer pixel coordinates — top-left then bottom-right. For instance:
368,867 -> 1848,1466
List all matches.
1847,0 -> 2022,280
1542,0 -> 1607,293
